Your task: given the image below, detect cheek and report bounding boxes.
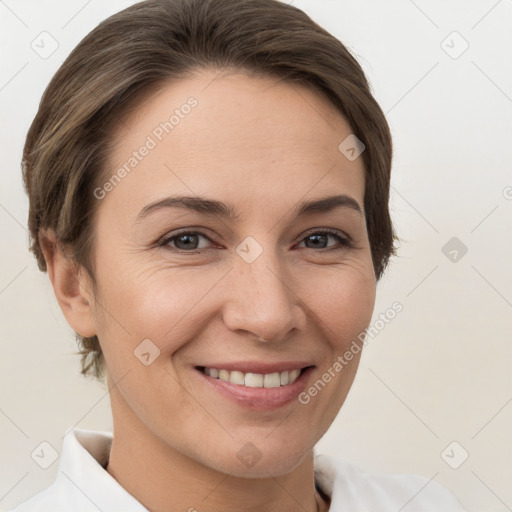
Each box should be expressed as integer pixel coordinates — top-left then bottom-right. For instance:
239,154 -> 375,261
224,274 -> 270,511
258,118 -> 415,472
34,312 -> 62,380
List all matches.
300,259 -> 376,347
94,258 -> 226,355
291,261 -> 375,440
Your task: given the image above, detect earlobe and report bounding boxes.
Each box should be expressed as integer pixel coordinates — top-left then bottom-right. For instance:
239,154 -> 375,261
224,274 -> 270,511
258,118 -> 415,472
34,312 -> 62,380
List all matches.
39,229 -> 97,338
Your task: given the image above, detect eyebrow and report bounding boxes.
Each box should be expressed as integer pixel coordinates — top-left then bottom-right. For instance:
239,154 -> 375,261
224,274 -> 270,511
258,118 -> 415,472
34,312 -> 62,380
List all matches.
135,194 -> 363,222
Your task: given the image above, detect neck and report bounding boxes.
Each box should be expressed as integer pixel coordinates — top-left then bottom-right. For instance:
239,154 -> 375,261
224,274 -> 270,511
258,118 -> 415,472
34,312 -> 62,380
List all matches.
106,389 -> 329,512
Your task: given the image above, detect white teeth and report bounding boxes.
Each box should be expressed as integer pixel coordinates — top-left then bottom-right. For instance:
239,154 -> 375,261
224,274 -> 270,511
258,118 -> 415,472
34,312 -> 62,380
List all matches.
245,372 -> 264,387
202,367 -> 304,387
229,371 -> 245,385
263,372 -> 281,388
289,369 -> 300,382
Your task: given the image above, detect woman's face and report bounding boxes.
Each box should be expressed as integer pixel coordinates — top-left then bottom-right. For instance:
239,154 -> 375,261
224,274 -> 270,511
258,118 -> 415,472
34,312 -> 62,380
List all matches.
87,69 -> 376,477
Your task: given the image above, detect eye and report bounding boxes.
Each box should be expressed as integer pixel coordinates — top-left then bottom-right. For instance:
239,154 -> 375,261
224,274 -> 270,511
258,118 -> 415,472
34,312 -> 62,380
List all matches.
297,229 -> 352,250
160,231 -> 213,251
159,228 -> 352,253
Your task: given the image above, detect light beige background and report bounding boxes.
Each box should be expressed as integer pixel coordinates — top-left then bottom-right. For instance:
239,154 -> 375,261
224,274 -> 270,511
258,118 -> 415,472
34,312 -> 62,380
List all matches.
1,1 -> 511,510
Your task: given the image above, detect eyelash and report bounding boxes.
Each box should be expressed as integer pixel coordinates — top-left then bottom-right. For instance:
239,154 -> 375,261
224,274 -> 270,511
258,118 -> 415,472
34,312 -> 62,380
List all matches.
158,228 -> 353,253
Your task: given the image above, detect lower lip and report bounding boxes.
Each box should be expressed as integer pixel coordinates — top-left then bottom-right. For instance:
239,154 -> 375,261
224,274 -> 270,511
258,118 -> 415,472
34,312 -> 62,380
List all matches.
195,367 -> 314,411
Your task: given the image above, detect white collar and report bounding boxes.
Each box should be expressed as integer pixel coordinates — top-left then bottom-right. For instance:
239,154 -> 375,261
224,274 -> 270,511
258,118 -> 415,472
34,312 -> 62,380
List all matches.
54,427 -> 147,510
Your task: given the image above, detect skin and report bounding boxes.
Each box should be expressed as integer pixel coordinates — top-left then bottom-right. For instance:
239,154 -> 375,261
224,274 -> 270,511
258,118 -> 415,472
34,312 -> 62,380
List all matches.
42,69 -> 376,512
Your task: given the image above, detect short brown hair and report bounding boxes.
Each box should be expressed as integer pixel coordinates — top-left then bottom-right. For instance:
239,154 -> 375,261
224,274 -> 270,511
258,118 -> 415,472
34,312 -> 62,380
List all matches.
23,0 -> 398,381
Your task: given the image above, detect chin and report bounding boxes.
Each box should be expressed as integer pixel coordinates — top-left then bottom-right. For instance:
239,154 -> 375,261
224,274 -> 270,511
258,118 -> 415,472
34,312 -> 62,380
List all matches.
203,438 -> 312,479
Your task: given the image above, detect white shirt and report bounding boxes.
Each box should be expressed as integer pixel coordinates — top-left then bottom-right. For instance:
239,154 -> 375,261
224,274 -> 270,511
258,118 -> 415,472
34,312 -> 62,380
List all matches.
8,428 -> 466,511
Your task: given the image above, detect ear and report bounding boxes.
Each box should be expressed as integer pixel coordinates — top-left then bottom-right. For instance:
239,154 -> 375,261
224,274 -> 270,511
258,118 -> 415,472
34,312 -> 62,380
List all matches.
39,229 -> 97,338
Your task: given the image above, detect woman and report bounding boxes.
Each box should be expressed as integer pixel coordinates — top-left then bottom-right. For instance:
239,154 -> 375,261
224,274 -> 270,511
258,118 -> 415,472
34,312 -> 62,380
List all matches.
11,0 -> 466,510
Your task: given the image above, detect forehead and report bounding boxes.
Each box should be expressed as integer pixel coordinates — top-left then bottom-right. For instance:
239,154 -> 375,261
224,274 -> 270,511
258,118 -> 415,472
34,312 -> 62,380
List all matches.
103,69 -> 365,217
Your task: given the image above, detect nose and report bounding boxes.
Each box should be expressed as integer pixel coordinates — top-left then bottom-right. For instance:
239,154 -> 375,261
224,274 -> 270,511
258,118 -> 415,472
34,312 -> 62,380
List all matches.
222,244 -> 305,343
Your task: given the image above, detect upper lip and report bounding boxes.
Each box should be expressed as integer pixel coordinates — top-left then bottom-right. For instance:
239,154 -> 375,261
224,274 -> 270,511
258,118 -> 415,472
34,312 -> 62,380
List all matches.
196,361 -> 314,374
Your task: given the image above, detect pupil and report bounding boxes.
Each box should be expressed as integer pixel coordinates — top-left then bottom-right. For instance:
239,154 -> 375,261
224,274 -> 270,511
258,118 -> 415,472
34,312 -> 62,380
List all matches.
307,234 -> 326,248
177,234 -> 198,250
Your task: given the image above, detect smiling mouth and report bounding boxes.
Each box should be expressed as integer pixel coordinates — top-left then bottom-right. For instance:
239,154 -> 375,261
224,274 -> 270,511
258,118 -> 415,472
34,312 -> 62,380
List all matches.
196,366 -> 312,388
